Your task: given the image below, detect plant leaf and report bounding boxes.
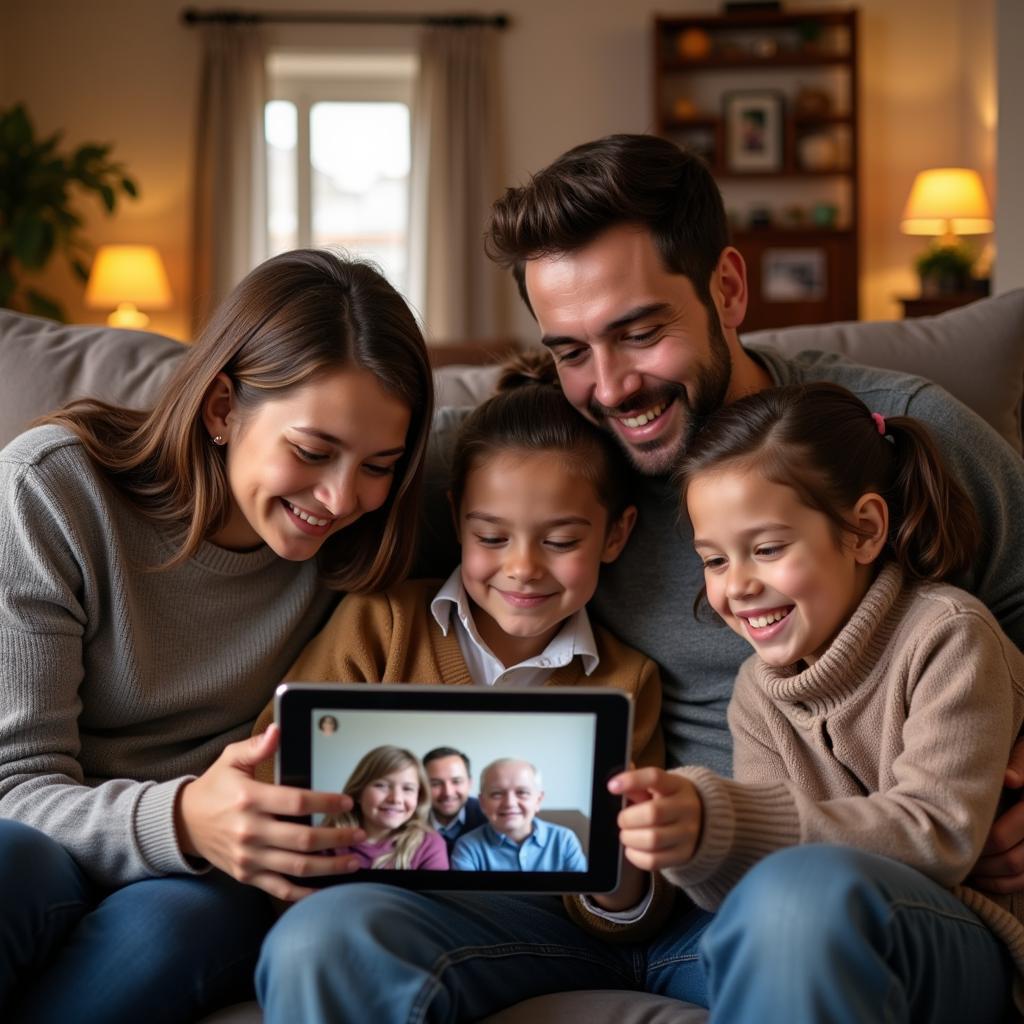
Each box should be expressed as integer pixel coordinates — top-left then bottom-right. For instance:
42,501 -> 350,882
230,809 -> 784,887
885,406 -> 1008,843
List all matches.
121,176 -> 138,198
98,183 -> 115,212
12,215 -> 54,268
1,105 -> 33,149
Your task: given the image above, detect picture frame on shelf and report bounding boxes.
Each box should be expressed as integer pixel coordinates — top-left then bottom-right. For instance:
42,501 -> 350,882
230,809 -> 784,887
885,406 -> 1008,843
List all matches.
723,90 -> 785,173
762,247 -> 827,302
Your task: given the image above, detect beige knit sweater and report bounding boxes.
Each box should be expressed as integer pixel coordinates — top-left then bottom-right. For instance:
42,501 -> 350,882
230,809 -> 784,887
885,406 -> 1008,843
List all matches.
666,562 -> 1024,985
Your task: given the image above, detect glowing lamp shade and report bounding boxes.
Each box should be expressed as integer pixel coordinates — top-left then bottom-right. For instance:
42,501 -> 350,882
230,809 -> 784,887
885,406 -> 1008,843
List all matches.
85,245 -> 172,328
900,168 -> 993,241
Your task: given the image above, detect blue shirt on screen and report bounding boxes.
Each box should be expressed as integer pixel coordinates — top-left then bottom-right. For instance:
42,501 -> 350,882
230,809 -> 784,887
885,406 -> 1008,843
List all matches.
450,818 -> 587,872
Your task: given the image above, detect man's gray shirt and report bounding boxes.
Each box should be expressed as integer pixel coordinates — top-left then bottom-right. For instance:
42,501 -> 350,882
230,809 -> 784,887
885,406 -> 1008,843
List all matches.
423,348 -> 1024,776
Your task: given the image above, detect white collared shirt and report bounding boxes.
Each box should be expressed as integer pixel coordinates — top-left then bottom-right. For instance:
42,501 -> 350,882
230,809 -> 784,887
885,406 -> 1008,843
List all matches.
429,568 -> 600,687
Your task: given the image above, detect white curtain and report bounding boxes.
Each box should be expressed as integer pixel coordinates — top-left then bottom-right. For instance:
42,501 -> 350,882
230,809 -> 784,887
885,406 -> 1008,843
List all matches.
409,25 -> 505,343
190,23 -> 268,335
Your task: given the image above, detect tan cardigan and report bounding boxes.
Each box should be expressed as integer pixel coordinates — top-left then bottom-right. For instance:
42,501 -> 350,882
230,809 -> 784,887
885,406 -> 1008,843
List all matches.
666,563 -> 1024,988
254,578 -> 663,771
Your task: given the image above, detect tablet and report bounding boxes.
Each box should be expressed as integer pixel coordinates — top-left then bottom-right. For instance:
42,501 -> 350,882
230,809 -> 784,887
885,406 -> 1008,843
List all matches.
274,683 -> 632,893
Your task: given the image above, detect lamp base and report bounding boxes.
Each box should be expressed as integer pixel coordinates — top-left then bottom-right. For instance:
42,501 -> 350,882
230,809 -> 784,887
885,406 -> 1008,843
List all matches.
106,302 -> 150,329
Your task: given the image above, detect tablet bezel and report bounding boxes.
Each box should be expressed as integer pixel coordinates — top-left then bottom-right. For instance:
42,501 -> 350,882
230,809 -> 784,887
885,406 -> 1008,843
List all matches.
274,682 -> 631,893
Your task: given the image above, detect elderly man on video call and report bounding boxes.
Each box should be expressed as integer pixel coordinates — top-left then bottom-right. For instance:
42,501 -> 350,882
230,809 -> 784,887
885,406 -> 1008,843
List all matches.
450,759 -> 586,873
257,133 -> 1024,1023
423,746 -> 487,854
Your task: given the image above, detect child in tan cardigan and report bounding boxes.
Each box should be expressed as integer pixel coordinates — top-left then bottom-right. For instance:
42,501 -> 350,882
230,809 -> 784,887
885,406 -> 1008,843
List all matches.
612,382 -> 1024,1023
255,353 -> 666,918
256,353 -> 662,771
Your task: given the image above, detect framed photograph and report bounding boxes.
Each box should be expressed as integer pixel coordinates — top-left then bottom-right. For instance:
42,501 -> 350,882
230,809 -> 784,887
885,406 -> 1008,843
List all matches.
762,247 -> 827,302
723,90 -> 784,173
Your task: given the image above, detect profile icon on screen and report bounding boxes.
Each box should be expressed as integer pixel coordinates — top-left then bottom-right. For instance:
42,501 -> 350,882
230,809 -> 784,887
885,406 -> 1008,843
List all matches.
317,714 -> 338,735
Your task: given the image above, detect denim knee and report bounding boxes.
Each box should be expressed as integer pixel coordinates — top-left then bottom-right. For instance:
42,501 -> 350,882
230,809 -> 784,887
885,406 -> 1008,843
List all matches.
702,844 -> 897,960
0,820 -> 86,903
260,883 -> 412,975
0,821 -> 90,1005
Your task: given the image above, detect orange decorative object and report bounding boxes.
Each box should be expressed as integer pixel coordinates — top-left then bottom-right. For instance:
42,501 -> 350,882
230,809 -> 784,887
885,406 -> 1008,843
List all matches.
676,28 -> 712,60
672,97 -> 699,121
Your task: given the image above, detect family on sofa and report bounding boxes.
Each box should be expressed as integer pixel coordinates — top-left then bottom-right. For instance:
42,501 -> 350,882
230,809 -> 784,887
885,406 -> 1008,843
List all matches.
2,133 -> 1024,1024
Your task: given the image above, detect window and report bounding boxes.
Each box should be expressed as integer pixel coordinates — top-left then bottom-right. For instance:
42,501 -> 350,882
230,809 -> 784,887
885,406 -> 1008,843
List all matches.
266,53 -> 417,297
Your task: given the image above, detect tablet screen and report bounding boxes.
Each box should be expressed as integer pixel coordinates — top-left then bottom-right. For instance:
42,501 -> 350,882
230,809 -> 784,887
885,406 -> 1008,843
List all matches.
276,684 -> 631,892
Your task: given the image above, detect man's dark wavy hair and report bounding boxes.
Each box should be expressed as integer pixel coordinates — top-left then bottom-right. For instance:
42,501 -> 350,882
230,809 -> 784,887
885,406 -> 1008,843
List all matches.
485,133 -> 730,314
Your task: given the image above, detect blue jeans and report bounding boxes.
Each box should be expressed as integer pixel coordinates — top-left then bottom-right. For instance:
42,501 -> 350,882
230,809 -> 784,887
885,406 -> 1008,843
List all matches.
0,820 -> 275,1023
256,844 -> 1014,1024
702,844 -> 1012,1023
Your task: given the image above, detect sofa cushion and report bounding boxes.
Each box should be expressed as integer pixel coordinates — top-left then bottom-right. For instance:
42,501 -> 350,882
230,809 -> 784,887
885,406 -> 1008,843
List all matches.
2,291 -> 1022,453
196,991 -> 709,1023
742,289 -> 1024,453
0,310 -> 185,449
484,990 -> 708,1023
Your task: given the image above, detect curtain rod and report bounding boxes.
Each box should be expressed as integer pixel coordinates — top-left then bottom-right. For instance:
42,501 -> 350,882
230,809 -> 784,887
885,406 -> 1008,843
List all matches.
180,7 -> 509,28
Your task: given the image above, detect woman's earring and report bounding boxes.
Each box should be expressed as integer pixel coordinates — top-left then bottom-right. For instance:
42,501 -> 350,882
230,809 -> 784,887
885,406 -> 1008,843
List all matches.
212,434 -> 225,446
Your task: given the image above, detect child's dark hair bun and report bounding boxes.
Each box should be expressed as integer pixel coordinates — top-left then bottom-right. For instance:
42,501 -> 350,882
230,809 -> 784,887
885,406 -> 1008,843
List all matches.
496,348 -> 560,393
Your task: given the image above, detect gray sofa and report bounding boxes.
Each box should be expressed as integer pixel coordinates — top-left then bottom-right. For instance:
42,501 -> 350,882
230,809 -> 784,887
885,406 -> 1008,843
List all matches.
1,289 -> 1022,1024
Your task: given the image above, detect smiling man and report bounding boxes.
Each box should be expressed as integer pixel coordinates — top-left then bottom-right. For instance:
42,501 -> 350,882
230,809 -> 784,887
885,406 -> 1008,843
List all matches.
423,747 -> 487,854
258,134 -> 1024,1023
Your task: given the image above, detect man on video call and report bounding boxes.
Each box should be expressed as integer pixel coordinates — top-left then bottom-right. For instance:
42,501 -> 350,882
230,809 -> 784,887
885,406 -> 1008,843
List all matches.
257,133 -> 1024,1022
423,746 -> 487,855
450,759 -> 586,873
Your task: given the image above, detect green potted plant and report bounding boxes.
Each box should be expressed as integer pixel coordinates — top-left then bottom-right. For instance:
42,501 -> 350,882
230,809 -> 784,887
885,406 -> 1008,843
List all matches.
0,103 -> 137,320
915,241 -> 975,297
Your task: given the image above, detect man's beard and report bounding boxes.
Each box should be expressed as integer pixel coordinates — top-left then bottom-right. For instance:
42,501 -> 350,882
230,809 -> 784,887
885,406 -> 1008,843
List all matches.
588,318 -> 733,476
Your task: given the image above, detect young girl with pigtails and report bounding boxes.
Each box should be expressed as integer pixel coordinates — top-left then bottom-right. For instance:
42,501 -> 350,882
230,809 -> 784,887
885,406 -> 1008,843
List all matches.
612,382 -> 1024,1023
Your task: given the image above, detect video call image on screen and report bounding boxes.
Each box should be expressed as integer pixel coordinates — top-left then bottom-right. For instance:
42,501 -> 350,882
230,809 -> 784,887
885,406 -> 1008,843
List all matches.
311,708 -> 597,872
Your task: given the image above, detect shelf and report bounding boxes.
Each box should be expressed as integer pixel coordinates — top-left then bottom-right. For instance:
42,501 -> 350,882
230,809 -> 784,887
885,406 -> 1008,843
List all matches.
653,7 -> 860,330
664,113 -> 853,131
716,169 -> 852,180
657,10 -> 856,31
659,53 -> 849,71
734,228 -> 855,242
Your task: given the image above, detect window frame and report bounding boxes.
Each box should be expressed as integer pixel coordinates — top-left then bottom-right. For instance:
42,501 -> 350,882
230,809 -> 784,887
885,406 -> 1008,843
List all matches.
266,53 -> 417,253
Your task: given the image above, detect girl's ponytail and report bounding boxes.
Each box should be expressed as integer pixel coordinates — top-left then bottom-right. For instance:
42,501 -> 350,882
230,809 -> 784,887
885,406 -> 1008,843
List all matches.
883,416 -> 980,580
496,348 -> 560,392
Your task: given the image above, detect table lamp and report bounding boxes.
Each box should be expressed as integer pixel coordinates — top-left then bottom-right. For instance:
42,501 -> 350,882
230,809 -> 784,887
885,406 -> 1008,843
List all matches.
900,168 -> 992,296
85,244 -> 172,328
900,167 -> 993,244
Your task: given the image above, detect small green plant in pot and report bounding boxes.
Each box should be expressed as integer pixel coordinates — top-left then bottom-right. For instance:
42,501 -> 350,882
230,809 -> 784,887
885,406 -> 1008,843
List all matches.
915,241 -> 975,297
0,103 -> 138,320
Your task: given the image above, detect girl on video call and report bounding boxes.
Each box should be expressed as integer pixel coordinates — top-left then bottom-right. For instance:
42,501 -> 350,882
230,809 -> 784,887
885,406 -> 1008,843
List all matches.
324,745 -> 447,870
612,382 -> 1024,1022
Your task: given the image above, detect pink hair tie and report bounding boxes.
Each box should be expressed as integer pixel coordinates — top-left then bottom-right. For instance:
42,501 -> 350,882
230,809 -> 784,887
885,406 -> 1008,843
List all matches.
871,412 -> 886,436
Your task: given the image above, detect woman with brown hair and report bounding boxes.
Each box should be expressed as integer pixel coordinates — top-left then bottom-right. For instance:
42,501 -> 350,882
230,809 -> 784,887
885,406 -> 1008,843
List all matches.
0,249 -> 433,1023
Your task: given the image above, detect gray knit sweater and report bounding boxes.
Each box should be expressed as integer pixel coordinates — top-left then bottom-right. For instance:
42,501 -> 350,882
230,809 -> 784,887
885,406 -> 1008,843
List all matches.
668,563 -> 1024,984
0,426 -> 335,886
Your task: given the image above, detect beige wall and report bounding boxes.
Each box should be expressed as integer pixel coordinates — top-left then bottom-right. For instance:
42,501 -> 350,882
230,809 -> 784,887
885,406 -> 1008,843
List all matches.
0,0 -> 999,340
995,0 -> 1024,293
